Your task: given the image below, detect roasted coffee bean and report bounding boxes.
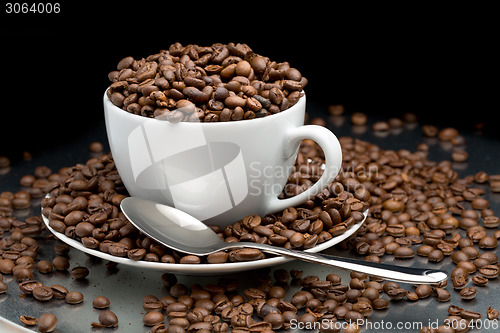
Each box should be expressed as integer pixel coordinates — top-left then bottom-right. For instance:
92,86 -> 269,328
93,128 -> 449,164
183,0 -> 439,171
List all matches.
452,149 -> 469,162
65,291 -> 84,304
19,315 -> 38,326
33,286 -> 54,301
452,274 -> 468,290
37,313 -> 57,333
70,266 -> 89,279
456,261 -> 476,274
351,112 -> 367,126
229,248 -> 264,262
487,306 -> 500,320
459,287 -> 476,300
451,251 -> 469,264
93,296 -> 110,309
0,258 -> 15,274
459,309 -> 481,320
143,311 -> 164,327
387,288 -> 407,301
393,246 -> 415,259
478,235 -> 498,249
52,256 -> 69,271
36,260 -> 53,274
99,310 -> 119,328
19,280 -> 42,295
434,288 -> 451,302
472,275 -> 488,286
417,245 -> 434,257
478,264 -> 499,278
415,284 -> 432,299
371,298 -> 389,310
427,249 -> 445,262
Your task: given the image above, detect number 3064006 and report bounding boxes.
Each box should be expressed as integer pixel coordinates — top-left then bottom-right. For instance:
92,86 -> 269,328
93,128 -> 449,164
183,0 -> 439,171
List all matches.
6,3 -> 60,14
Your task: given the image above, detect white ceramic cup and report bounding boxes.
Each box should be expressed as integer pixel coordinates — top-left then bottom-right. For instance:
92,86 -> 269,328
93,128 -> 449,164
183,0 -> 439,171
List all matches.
104,91 -> 342,227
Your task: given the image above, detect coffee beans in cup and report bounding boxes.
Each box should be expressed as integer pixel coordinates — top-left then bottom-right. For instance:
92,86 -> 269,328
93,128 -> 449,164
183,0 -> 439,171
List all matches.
107,42 -> 307,123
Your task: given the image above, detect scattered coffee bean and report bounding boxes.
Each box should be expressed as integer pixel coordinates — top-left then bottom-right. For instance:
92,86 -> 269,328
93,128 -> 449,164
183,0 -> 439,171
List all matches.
415,284 -> 432,299
459,287 -> 476,300
52,256 -> 69,271
393,246 -> 415,259
93,296 -> 110,309
351,112 -> 367,126
89,141 -> 104,153
19,315 -> 38,326
50,285 -> 68,299
32,286 -> 54,301
487,306 -> 499,320
70,266 -> 89,279
434,288 -> 451,302
65,291 -> 84,305
472,275 -> 489,286
478,264 -> 499,279
143,311 -> 165,327
428,249 -> 445,262
98,310 -> 119,328
37,313 -> 57,333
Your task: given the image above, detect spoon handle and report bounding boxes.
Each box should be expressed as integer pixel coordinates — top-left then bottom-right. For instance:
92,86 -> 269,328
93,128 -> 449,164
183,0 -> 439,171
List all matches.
226,242 -> 447,284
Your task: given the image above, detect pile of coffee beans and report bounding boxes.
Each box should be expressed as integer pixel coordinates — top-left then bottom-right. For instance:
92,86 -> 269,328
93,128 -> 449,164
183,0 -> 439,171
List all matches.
107,42 -> 307,122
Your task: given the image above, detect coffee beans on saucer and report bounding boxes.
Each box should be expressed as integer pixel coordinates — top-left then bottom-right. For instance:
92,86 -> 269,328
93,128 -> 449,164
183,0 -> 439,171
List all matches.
107,42 -> 307,122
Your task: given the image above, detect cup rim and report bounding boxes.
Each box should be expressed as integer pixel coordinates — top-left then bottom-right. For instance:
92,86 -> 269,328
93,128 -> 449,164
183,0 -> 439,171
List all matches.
104,89 -> 306,127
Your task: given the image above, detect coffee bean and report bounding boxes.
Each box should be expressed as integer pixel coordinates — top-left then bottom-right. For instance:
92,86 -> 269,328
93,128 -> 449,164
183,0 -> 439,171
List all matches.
229,248 -> 264,262
93,296 -> 110,309
372,121 -> 390,132
343,322 -> 360,333
51,256 -> 70,271
37,313 -> 57,333
483,216 -> 500,228
478,235 -> 497,249
487,306 -> 499,320
479,264 -> 499,279
472,275 -> 488,286
372,297 -> 389,310
19,315 -> 38,326
65,291 -> 84,304
387,288 -> 407,301
459,287 -> 476,300
143,311 -> 164,327
70,266 -> 89,279
451,251 -> 469,263
33,286 -> 53,301
452,149 -> 469,162
351,112 -> 367,126
393,246 -> 415,259
459,309 -> 481,320
99,310 -> 119,328
428,249 -> 444,262
415,284 -> 432,298
438,128 -> 459,141
434,288 -> 451,302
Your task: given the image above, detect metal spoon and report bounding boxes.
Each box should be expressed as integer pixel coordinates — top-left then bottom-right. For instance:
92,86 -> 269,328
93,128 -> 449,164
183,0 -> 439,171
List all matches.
120,197 -> 447,284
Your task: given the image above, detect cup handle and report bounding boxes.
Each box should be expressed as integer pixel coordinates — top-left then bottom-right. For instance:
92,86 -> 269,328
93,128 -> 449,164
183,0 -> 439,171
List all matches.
264,125 -> 342,214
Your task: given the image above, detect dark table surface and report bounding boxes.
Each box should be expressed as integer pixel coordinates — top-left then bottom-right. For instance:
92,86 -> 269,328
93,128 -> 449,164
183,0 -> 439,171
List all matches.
1,101 -> 499,332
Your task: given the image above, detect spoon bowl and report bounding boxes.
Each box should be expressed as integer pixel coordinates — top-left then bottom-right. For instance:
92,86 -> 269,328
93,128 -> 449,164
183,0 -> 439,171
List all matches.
121,197 -> 447,284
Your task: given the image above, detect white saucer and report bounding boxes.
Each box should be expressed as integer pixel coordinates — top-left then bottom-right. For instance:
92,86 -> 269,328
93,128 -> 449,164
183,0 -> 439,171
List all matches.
41,198 -> 367,275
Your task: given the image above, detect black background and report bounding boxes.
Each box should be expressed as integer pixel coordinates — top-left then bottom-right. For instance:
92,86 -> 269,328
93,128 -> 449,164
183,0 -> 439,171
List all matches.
0,3 -> 497,161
